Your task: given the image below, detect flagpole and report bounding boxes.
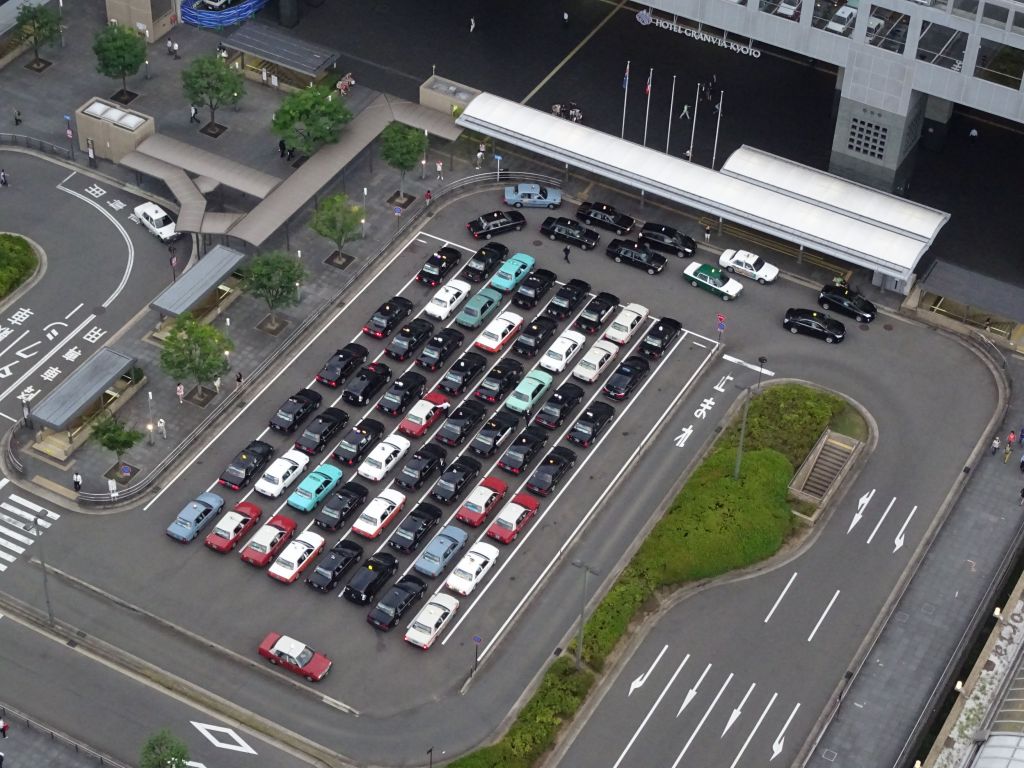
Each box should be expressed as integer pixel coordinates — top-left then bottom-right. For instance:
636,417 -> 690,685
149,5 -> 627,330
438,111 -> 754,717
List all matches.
621,60 -> 630,139
642,68 -> 653,147
688,83 -> 701,162
666,75 -> 676,154
712,90 -> 724,169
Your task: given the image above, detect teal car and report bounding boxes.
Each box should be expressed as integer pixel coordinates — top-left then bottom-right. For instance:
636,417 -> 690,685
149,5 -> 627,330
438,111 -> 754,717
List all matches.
490,253 -> 536,293
505,371 -> 554,416
287,465 -> 344,513
456,287 -> 503,329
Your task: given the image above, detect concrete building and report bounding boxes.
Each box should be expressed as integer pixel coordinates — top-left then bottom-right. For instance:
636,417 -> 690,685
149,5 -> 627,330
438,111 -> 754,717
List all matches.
634,1 -> 1024,190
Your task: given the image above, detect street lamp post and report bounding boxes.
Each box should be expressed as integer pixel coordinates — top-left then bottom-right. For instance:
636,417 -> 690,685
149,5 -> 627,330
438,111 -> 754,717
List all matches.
571,559 -> 598,670
756,355 -> 768,392
34,517 -> 55,626
427,748 -> 433,768
733,356 -> 766,481
147,391 -> 154,445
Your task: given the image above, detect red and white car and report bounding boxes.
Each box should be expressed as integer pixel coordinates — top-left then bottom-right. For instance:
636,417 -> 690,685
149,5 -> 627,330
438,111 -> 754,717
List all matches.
258,632 -> 332,682
267,530 -> 325,583
240,513 -> 297,567
398,392 -> 450,438
486,493 -> 540,544
455,476 -> 508,527
352,488 -> 407,538
204,501 -> 262,552
445,542 -> 500,596
473,311 -> 523,354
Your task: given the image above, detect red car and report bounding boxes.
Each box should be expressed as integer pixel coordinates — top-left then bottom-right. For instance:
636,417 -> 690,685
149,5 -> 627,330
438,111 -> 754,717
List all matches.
240,513 -> 297,567
204,501 -> 262,553
486,493 -> 540,544
398,392 -> 450,438
455,476 -> 508,527
258,632 -> 332,682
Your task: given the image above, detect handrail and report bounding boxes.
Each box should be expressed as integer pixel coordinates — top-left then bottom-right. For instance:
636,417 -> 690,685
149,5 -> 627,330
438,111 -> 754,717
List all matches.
0,702 -> 131,768
0,132 -> 73,160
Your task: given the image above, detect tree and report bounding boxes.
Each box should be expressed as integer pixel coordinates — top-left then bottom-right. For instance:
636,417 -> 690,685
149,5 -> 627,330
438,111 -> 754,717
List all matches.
92,24 -> 146,94
182,55 -> 245,127
241,251 -> 307,326
310,193 -> 364,252
379,121 -> 428,197
16,3 -> 60,64
90,412 -> 144,462
140,729 -> 189,768
159,312 -> 233,389
271,85 -> 352,157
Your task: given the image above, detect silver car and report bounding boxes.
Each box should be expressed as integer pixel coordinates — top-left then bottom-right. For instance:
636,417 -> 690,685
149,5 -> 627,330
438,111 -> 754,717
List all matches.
412,525 -> 468,578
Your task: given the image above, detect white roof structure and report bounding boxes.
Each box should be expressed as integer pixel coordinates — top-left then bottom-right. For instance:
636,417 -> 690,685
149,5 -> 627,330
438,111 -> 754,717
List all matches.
457,93 -> 950,289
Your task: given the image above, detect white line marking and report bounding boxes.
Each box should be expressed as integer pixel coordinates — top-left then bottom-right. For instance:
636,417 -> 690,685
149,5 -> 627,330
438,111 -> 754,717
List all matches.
0,478 -> 8,491
678,663 -> 712,716
866,496 -> 896,544
729,692 -> 777,768
671,673 -> 733,767
629,643 -> 668,696
1,505 -> 48,528
0,330 -> 30,359
764,571 -> 797,623
807,590 -> 840,642
65,303 -> 84,320
0,523 -> 34,545
722,354 -> 775,376
9,495 -> 59,519
612,654 -> 690,768
59,170 -> 76,185
0,537 -> 26,555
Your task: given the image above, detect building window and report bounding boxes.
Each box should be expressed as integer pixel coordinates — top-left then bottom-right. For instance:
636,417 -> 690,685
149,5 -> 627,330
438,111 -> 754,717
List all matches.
982,2 -> 1009,28
974,37 -> 1024,88
952,0 -> 979,20
847,118 -> 888,160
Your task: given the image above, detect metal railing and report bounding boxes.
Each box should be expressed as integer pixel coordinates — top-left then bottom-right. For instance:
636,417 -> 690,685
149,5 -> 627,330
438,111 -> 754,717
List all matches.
0,132 -> 73,160
0,703 -> 131,768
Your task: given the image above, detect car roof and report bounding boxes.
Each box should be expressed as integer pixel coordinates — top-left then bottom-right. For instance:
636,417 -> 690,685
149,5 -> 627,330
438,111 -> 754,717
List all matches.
214,511 -> 245,531
382,434 -> 412,451
524,370 -> 554,385
468,541 -> 500,559
508,252 -> 535,266
296,530 -> 325,547
378,487 -> 407,505
135,202 -> 168,217
271,635 -> 307,657
281,448 -> 310,464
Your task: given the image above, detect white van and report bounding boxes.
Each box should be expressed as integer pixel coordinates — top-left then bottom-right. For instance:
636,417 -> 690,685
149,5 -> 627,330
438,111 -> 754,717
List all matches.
826,5 -> 857,34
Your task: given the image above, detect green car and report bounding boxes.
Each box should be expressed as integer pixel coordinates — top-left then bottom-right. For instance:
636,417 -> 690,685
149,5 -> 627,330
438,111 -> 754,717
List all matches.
286,464 -> 344,512
505,371 -> 554,416
683,262 -> 743,301
456,287 -> 503,329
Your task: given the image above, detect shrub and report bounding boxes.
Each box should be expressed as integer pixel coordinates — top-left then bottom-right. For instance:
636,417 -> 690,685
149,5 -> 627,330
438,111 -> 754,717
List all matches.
0,234 -> 39,297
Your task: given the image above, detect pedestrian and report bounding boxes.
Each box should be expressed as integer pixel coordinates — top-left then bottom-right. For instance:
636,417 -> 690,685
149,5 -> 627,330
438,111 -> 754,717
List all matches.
190,105 -> 199,124
1019,453 -> 1023,472
1,749 -> 6,767
1004,442 -> 1012,463
993,436 -> 1001,455
0,169 -> 8,187
176,382 -> 185,404
563,245 -> 571,263
166,38 -> 174,55
704,224 -> 711,243
286,146 -> 295,161
173,41 -> 180,59
13,108 -> 21,126
157,418 -> 167,439
679,104 -> 691,120
1019,487 -> 1024,506
424,189 -> 432,206
278,139 -> 286,158
1010,430 -> 1017,451
469,16 -> 476,32
475,150 -> 484,169
235,371 -> 243,390
435,160 -> 444,181
0,717 -> 7,738
563,10 -> 569,26
213,375 -> 221,394
969,127 -> 978,142
72,471 -> 82,492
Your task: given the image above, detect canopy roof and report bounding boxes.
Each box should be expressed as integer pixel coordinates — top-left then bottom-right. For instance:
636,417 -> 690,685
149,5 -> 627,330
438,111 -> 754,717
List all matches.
223,21 -> 339,77
150,245 -> 245,317
31,348 -> 136,430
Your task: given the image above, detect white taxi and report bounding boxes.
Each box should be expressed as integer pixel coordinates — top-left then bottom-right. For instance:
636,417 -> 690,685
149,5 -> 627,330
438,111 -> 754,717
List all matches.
357,434 -> 411,482
254,449 -> 310,498
572,339 -> 618,383
718,249 -> 779,285
404,594 -> 460,650
603,303 -> 650,345
539,329 -> 586,373
267,530 -> 325,583
352,488 -> 407,538
425,279 -> 471,321
445,542 -> 499,596
474,311 -> 523,353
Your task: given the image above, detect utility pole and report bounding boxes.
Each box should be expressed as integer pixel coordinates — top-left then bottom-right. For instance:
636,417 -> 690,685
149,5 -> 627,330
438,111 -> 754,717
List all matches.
571,559 -> 599,670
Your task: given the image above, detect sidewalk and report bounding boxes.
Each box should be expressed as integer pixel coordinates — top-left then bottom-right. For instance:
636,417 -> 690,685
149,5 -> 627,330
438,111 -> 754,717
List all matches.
0,704 -> 128,768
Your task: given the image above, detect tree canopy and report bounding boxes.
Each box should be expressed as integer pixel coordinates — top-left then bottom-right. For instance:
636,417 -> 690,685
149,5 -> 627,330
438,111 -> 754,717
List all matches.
271,85 -> 353,156
378,121 -> 428,196
241,251 -> 307,324
182,55 -> 245,125
140,729 -> 189,768
17,3 -> 60,63
159,312 -> 233,387
90,412 -> 144,461
92,24 -> 146,93
310,193 -> 364,251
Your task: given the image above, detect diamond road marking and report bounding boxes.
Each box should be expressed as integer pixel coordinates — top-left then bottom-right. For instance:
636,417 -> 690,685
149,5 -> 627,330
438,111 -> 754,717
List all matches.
190,721 -> 257,754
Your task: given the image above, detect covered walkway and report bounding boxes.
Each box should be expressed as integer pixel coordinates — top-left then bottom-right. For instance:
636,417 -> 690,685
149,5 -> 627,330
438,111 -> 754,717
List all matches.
223,22 -> 339,81
456,93 -> 949,293
31,349 -> 137,431
150,245 -> 246,316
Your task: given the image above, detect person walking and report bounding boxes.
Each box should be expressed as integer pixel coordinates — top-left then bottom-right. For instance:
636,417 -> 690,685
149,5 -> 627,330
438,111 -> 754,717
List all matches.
157,418 -> 167,438
278,139 -> 287,158
0,716 -> 8,737
176,382 -> 185,404
0,169 -> 8,187
235,371 -> 243,390
469,16 -> 476,32
563,245 -> 571,264
1019,452 -> 1024,472
13,108 -> 21,126
1011,430 -> 1017,452
190,105 -> 200,124
166,38 -> 174,55
286,145 -> 295,161
424,189 -> 432,206
213,375 -> 221,394
704,224 -> 711,243
173,41 -> 180,59
993,436 -> 1001,455
1004,442 -> 1013,463
1019,487 -> 1024,506
435,160 -> 444,181
679,103 -> 691,120
969,127 -> 978,142
72,472 -> 82,492
562,10 -> 569,26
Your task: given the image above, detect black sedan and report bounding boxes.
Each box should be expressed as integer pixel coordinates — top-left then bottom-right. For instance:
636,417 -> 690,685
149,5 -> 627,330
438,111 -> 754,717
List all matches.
575,201 -> 634,235
435,401 -> 487,446
294,407 -> 349,454
218,440 -> 275,490
544,279 -> 591,321
498,426 -> 549,475
269,388 -> 322,432
606,240 -> 667,275
416,247 -> 462,287
388,503 -> 442,554
474,358 -> 524,404
396,444 -> 448,490
470,411 -> 520,457
343,552 -> 399,604
385,318 -> 435,361
639,318 -> 683,358
514,316 -> 558,358
566,403 -> 616,448
534,383 -> 585,429
376,371 -> 427,417
467,210 -> 526,239
430,456 -> 482,504
513,268 -> 557,309
362,296 -> 414,338
603,356 -> 650,400
367,575 -> 428,631
305,540 -> 364,592
540,216 -> 600,250
314,481 -> 369,531
438,352 -> 487,396
817,284 -> 876,323
416,328 -> 464,371
783,308 -> 846,343
332,418 -> 385,465
526,446 -> 577,496
342,362 -> 392,406
463,243 -> 509,282
315,343 -> 368,388
639,222 -> 696,257
574,292 -> 620,334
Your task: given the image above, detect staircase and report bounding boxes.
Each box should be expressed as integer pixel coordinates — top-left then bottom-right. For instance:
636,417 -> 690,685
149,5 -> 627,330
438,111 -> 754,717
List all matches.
792,430 -> 861,506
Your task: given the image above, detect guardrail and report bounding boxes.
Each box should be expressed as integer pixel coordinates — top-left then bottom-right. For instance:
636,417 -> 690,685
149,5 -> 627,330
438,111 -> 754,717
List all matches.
0,702 -> 131,768
0,132 -> 73,160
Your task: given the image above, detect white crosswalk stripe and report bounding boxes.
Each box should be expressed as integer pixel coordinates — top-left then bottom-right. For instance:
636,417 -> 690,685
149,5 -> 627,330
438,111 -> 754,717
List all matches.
0,492 -> 60,573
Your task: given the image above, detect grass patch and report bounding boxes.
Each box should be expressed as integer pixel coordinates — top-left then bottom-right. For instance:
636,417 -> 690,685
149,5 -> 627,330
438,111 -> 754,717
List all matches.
829,403 -> 868,442
0,234 -> 38,298
450,383 -> 847,765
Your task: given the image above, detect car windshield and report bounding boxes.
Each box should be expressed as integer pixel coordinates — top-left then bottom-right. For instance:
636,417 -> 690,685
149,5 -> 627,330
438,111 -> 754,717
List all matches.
275,410 -> 293,422
498,266 -> 515,280
437,479 -> 456,491
645,335 -> 664,347
442,372 -> 464,387
552,296 -> 571,308
453,567 -> 473,581
295,489 -> 312,499
423,552 -> 440,564
390,339 -> 410,352
510,391 -> 529,404
579,359 -> 596,371
212,524 -> 233,538
849,294 -> 870,310
496,518 -> 515,530
410,620 -> 431,634
376,603 -> 396,618
464,307 -> 479,318
314,565 -> 334,578
300,429 -> 318,441
422,263 -> 440,275
611,321 -> 628,333
518,286 -> 537,298
467,258 -> 486,271
175,517 -> 192,529
337,439 -> 358,453
382,392 -> 402,407
263,473 -> 281,485
401,467 -> 421,481
224,465 -> 246,480
406,413 -> 426,425
276,557 -> 295,570
429,297 -> 448,310
581,309 -> 601,321
518,336 -> 537,347
574,422 -> 594,436
394,527 -> 413,541
295,647 -> 313,666
358,512 -> 379,526
153,214 -> 173,227
370,315 -> 389,329
506,447 -> 526,461
366,457 -> 384,470
540,403 -> 561,418
464,501 -> 483,514
546,350 -> 564,361
480,378 -> 499,392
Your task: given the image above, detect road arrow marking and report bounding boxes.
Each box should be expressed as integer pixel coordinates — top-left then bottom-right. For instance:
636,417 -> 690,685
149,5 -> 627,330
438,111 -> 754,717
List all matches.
770,703 -> 801,761
629,644 -> 668,696
866,496 -> 896,544
729,692 -> 777,768
893,505 -> 918,553
672,673 -> 734,768
612,655 -> 690,768
678,663 -> 712,716
764,572 -> 797,623
847,488 -> 875,533
723,682 -> 756,736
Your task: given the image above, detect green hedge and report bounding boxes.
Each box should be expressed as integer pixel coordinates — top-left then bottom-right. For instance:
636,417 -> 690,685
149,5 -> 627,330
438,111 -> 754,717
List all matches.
449,383 -> 845,765
0,234 -> 38,298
